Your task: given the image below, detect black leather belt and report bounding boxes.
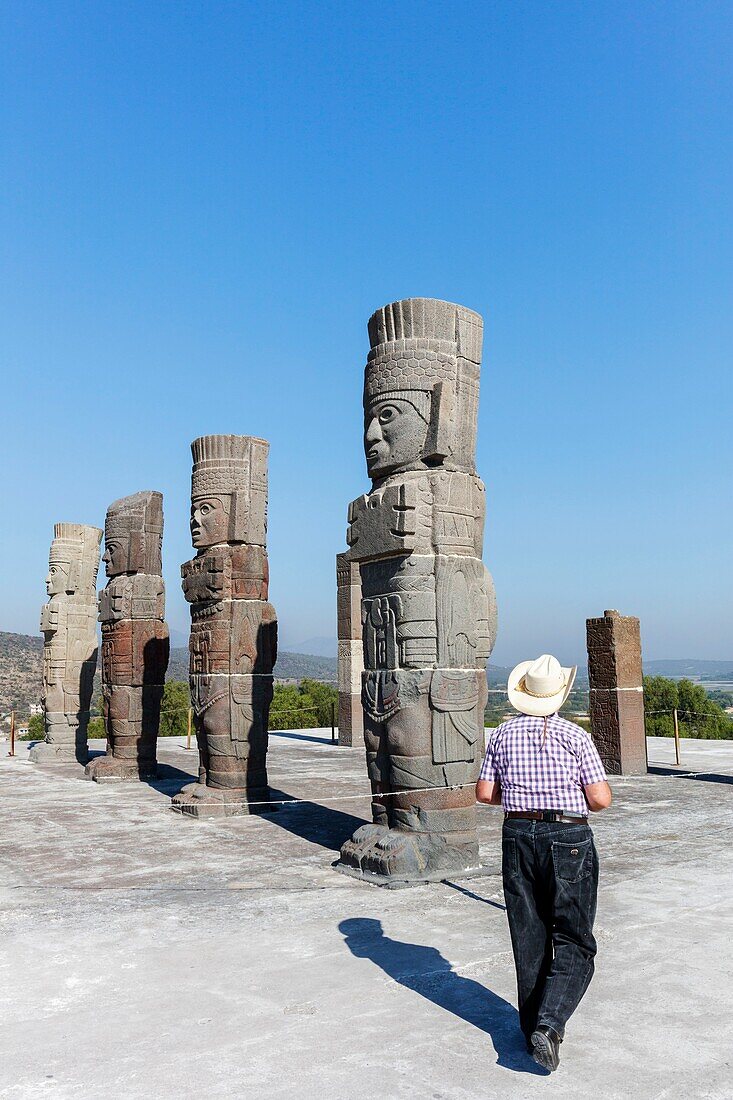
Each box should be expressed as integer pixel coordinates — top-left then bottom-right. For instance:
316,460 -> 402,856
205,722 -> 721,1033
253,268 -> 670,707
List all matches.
505,810 -> 588,824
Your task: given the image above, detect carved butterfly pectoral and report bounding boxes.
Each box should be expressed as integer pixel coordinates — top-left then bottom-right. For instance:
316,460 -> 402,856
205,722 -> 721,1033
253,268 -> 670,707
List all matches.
362,668 -> 425,722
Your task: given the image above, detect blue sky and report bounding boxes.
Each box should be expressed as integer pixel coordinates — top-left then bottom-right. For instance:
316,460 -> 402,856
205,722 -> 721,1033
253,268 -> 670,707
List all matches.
1,1 -> 731,665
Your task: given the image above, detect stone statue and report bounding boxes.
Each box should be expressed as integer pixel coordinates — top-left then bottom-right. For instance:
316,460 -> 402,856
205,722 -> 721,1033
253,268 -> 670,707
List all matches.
171,435 -> 278,817
86,492 -> 170,782
30,523 -> 102,765
337,298 -> 498,884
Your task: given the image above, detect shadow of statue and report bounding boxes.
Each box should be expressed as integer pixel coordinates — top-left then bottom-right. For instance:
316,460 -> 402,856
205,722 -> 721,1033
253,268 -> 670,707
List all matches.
269,729 -> 335,745
146,759 -> 199,795
648,765 -> 733,785
339,917 -> 543,1074
265,788 -> 366,851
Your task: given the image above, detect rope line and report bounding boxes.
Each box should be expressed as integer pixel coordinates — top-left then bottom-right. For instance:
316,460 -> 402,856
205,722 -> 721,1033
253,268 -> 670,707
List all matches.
2,777 -> 477,811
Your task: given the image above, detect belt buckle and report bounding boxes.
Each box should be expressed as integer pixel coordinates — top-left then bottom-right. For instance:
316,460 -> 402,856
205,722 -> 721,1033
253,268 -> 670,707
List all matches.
541,810 -> 559,822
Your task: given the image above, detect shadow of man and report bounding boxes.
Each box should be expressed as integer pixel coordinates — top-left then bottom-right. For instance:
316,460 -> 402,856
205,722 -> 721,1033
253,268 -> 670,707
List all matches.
339,917 -> 543,1074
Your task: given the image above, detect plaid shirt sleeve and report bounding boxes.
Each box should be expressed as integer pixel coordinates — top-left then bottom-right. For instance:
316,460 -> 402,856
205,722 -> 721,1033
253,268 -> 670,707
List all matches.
579,736 -> 608,786
478,727 -> 501,783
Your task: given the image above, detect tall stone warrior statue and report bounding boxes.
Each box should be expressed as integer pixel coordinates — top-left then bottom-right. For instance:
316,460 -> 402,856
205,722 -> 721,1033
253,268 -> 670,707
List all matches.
171,435 -> 278,817
337,298 -> 498,884
86,492 -> 170,782
30,523 -> 102,765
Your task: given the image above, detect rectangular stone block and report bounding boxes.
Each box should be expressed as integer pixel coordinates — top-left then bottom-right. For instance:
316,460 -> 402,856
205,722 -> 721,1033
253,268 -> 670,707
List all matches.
337,693 -> 364,747
587,609 -> 647,775
338,640 -> 363,694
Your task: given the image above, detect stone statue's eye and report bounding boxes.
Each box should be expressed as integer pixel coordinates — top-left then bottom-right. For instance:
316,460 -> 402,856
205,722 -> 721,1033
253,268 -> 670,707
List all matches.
379,406 -> 397,423
200,504 -> 211,515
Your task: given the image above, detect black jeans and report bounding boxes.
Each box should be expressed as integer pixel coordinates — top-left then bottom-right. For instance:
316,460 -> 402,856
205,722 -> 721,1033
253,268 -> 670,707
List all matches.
502,819 -> 599,1041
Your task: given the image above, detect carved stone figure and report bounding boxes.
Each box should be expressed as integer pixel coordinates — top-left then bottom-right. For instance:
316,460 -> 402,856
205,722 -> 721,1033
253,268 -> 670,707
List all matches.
171,435 -> 278,816
86,492 -> 170,782
337,298 -> 498,884
336,552 -> 364,746
30,523 -> 102,765
587,609 -> 647,774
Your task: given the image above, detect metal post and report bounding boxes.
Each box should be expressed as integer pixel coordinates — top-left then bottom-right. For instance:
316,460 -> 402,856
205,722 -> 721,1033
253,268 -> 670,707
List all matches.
331,702 -> 336,744
673,708 -> 681,766
9,710 -> 15,757
186,707 -> 192,750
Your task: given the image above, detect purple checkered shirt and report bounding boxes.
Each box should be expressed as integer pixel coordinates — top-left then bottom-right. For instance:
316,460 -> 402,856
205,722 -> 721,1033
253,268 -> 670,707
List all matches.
479,713 -> 608,817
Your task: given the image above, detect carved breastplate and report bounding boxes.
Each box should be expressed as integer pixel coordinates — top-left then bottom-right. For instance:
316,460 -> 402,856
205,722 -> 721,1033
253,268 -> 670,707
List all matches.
99,575 -> 165,623
347,471 -> 486,563
182,545 -> 268,612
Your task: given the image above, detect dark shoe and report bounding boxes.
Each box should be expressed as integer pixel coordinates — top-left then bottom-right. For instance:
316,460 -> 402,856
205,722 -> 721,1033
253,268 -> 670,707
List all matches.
531,1025 -> 561,1071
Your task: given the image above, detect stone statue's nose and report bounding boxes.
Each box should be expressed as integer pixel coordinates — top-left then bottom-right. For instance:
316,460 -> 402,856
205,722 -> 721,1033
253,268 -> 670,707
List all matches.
365,417 -> 382,444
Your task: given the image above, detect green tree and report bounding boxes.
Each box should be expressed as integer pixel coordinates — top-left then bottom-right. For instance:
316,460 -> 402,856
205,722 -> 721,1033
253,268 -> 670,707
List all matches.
707,689 -> 733,709
643,675 -> 678,737
87,715 -> 105,739
643,675 -> 733,740
19,713 -> 45,740
159,680 -> 191,737
269,679 -> 338,730
677,678 -> 733,739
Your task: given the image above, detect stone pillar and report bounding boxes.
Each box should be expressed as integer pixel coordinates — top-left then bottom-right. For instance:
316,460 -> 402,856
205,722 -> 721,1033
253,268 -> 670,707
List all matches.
30,523 -> 102,765
171,435 -> 278,817
86,492 -> 170,782
587,609 -> 647,775
336,552 -> 364,747
337,298 -> 498,885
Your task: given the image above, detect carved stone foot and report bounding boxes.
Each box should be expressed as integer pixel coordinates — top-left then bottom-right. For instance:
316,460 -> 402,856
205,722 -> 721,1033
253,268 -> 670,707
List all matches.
338,823 -> 389,869
85,756 -> 157,783
170,783 -> 277,818
336,825 -> 483,886
28,742 -> 89,766
362,829 -> 429,879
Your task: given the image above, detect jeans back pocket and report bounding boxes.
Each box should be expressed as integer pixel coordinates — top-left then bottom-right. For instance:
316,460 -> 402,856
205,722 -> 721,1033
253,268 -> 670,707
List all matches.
551,837 -> 593,882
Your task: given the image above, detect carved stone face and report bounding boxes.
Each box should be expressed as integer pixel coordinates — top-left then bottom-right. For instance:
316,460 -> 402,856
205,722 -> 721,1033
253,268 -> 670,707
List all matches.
46,562 -> 70,596
364,397 -> 429,478
191,495 -> 231,549
103,537 -> 130,577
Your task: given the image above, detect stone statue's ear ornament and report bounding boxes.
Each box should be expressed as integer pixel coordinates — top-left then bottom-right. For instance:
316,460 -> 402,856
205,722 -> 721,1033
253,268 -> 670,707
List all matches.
129,530 -> 144,572
66,558 -> 81,593
229,490 -> 246,543
423,380 -> 453,464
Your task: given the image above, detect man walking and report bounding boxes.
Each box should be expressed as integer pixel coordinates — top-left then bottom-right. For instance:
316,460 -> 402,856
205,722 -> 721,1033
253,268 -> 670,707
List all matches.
476,654 -> 612,1072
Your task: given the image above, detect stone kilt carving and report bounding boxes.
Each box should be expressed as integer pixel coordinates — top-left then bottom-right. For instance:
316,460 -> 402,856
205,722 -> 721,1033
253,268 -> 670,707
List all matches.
86,491 -> 170,782
30,523 -> 102,765
337,298 -> 498,884
171,435 -> 278,817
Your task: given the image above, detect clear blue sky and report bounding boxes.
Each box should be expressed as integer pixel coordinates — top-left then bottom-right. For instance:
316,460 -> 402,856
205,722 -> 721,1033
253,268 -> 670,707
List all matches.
2,1 -> 731,665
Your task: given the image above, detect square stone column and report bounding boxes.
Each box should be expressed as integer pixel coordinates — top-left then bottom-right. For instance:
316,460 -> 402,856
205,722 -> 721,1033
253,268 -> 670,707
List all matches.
336,552 -> 364,747
587,609 -> 647,775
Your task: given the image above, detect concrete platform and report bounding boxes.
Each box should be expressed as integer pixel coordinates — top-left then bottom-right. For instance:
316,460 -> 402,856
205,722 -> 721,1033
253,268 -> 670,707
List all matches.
1,733 -> 731,1099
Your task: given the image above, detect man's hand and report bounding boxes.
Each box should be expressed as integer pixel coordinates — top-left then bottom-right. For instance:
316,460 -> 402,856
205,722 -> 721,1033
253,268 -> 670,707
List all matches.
584,781 -> 612,811
476,779 -> 502,805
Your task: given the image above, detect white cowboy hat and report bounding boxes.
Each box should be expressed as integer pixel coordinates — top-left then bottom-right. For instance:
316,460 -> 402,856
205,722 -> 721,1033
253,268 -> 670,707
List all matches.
507,654 -> 577,717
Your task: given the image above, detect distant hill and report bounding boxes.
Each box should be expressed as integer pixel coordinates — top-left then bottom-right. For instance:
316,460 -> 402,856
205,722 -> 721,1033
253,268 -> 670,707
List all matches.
281,635 -> 337,658
0,632 -> 43,716
643,659 -> 733,680
168,646 -> 336,683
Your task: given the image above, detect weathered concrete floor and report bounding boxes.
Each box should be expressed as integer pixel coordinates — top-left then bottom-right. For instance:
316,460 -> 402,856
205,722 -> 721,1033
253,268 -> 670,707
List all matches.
0,734 -> 731,1100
